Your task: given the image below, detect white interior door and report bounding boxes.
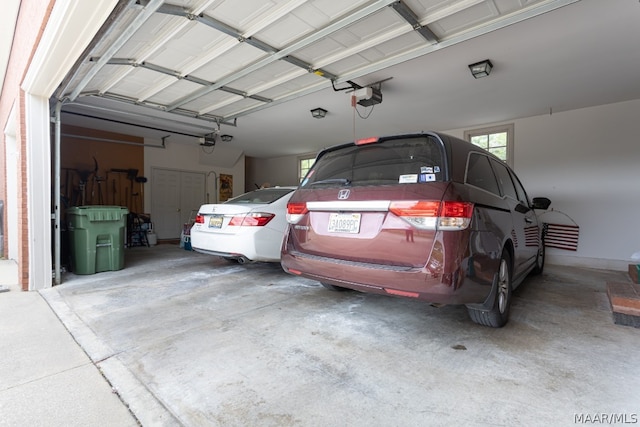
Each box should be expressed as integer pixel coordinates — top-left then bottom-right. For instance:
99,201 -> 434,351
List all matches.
151,169 -> 181,239
151,168 -> 205,239
180,171 -> 206,227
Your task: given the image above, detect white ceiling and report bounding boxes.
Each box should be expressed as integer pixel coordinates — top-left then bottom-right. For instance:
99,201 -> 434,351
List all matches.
57,0 -> 640,158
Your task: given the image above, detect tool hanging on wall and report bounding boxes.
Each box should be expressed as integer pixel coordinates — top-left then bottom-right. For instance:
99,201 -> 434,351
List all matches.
76,173 -> 89,205
84,157 -> 105,205
134,176 -> 147,213
127,169 -> 138,211
110,168 -> 139,210
72,156 -> 99,206
111,178 -> 117,205
92,169 -> 105,205
61,168 -> 74,208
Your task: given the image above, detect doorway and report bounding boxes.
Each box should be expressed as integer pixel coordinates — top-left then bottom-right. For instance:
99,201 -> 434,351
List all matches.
150,168 -> 205,239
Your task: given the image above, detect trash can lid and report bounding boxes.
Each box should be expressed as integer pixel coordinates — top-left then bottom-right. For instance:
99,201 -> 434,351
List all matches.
67,206 -> 129,221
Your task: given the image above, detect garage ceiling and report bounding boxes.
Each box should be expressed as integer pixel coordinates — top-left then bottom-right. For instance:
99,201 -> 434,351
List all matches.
56,0 -> 640,158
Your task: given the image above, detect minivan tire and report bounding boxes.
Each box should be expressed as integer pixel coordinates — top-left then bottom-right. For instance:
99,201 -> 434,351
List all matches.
467,251 -> 512,328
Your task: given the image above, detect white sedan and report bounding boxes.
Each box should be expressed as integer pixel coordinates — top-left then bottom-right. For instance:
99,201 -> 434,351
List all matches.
190,187 -> 296,263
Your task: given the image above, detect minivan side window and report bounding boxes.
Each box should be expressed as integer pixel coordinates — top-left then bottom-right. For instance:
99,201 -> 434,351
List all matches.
490,159 -> 518,200
509,170 -> 531,206
465,153 -> 500,195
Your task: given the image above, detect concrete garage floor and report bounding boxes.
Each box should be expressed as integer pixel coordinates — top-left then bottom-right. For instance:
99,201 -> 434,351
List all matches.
41,245 -> 639,426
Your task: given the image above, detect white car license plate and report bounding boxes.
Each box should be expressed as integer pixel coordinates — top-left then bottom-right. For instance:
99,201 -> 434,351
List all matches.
328,213 -> 361,234
209,215 -> 223,228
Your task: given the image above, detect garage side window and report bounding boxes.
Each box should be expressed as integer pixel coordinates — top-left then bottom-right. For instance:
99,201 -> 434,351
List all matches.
465,153 -> 500,195
464,124 -> 514,166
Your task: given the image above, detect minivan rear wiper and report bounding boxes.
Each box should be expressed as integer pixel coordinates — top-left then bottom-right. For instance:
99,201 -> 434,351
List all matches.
307,178 -> 351,187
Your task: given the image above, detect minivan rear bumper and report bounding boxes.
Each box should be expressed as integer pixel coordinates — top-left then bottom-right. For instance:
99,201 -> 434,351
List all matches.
281,250 -> 494,305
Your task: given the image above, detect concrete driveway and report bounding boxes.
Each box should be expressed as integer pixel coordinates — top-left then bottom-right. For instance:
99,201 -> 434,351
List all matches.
41,245 -> 640,426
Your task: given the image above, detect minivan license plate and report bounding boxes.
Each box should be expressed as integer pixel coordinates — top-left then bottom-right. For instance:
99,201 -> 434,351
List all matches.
328,213 -> 361,234
209,215 -> 223,228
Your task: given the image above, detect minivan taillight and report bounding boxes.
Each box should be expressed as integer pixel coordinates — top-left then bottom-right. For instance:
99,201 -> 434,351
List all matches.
287,202 -> 308,224
389,200 -> 473,230
195,214 -> 205,224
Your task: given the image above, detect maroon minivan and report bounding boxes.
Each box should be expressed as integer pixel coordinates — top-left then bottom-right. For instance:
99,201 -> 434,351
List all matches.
281,132 -> 550,327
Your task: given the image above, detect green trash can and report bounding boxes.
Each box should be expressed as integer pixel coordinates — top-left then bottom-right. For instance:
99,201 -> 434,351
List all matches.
67,206 -> 129,275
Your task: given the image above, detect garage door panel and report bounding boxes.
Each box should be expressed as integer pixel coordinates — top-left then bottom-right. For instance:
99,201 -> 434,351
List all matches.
144,79 -> 203,106
56,0 -> 581,135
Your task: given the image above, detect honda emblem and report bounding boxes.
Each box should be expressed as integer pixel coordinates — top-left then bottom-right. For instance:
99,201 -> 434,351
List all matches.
338,189 -> 350,200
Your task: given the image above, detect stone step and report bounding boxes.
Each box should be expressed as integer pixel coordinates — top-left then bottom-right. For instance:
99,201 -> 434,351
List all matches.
629,263 -> 639,284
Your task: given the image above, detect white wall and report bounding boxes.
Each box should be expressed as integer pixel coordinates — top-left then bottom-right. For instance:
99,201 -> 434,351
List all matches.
249,99 -> 640,271
248,154 -> 305,189
447,99 -> 640,270
144,139 -> 245,210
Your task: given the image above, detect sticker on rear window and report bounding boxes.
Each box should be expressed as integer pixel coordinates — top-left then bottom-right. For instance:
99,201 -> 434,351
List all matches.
421,166 -> 433,173
399,174 -> 418,183
301,170 -> 314,187
419,174 -> 436,182
434,166 -> 441,173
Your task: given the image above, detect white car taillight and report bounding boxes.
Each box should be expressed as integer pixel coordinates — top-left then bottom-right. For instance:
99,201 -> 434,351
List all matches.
228,213 -> 275,226
389,200 -> 473,230
286,202 -> 308,224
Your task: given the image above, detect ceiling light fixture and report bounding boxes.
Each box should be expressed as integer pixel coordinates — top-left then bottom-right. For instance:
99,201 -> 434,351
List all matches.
468,59 -> 493,79
310,107 -> 327,119
220,134 -> 233,142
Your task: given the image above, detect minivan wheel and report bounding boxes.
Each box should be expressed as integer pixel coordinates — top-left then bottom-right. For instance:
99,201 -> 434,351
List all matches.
467,251 -> 512,328
320,282 -> 349,292
531,240 -> 545,275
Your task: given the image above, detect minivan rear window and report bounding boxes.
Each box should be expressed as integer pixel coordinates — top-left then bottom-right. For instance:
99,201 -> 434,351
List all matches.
301,136 -> 445,187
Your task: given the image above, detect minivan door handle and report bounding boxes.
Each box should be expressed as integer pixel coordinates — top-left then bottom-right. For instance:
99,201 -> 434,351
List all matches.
525,217 -> 533,224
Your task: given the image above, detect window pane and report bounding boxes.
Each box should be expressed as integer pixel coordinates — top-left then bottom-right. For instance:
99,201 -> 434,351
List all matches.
510,171 -> 530,205
303,136 -> 445,187
299,158 -> 315,182
488,132 -> 507,148
491,160 -> 518,200
465,153 -> 500,195
471,135 -> 489,149
489,146 -> 506,160
466,126 -> 512,164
